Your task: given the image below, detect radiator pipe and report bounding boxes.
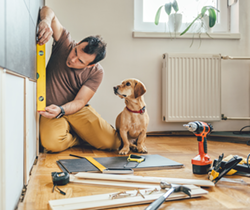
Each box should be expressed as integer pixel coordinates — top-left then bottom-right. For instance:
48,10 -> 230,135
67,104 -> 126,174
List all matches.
221,114 -> 250,120
221,55 -> 250,60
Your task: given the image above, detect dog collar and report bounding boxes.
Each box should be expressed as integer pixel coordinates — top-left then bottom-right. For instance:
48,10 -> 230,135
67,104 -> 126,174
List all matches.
126,106 -> 146,114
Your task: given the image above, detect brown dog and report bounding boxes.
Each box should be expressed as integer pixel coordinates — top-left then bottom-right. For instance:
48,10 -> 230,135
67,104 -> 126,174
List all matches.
113,78 -> 149,155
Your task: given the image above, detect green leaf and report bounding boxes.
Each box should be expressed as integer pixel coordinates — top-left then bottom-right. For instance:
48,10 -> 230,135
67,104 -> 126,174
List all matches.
155,6 -> 163,25
201,6 -> 207,16
201,6 -> 219,16
180,14 -> 201,35
208,8 -> 217,27
172,0 -> 179,13
201,6 -> 219,17
207,6 -> 220,12
164,3 -> 172,15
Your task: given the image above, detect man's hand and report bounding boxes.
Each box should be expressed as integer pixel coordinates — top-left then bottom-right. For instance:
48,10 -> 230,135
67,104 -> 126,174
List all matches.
39,104 -> 61,119
37,6 -> 63,44
37,19 -> 53,45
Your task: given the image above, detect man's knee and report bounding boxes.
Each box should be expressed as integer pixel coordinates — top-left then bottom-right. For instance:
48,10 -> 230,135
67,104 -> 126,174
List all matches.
95,132 -> 121,150
40,133 -> 67,152
39,117 -> 71,152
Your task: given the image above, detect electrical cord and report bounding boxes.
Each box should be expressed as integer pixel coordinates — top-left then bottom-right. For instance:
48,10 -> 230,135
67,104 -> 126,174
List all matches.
233,125 -> 250,135
232,125 -> 250,146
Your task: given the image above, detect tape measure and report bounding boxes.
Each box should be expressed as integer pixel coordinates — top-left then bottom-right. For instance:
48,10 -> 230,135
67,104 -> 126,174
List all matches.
51,172 -> 69,195
124,154 -> 146,168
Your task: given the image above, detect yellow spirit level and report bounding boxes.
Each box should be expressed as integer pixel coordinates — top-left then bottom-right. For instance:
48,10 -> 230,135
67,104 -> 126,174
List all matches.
36,44 -> 46,111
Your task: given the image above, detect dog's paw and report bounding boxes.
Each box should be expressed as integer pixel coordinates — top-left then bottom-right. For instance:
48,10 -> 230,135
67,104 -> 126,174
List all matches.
137,145 -> 148,153
119,147 -> 130,155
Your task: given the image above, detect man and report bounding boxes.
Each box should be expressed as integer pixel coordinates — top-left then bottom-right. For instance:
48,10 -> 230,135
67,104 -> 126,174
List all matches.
37,6 -> 121,152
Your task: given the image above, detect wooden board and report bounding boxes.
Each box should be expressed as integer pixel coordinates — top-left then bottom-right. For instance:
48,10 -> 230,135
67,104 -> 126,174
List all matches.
49,185 -> 208,210
70,176 -> 159,189
74,172 -> 215,187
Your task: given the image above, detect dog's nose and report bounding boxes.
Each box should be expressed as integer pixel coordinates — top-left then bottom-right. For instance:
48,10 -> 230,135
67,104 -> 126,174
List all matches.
113,86 -> 118,94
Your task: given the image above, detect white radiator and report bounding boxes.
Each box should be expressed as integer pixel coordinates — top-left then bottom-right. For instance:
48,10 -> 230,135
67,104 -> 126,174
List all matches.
162,53 -> 221,122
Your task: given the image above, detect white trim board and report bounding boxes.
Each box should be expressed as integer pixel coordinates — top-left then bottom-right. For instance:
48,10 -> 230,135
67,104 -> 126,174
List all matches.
24,78 -> 29,185
0,68 -> 6,210
49,185 -> 208,210
133,31 -> 241,39
71,176 -> 159,189
74,172 -> 214,187
36,112 -> 39,156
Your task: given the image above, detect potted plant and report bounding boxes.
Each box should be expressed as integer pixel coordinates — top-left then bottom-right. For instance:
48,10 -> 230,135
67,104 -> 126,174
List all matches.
180,6 -> 220,36
155,0 -> 182,33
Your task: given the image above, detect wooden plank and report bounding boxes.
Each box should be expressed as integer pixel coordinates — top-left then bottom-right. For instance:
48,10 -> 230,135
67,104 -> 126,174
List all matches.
74,173 -> 214,187
71,176 -> 159,189
71,176 -> 208,190
49,185 -> 208,210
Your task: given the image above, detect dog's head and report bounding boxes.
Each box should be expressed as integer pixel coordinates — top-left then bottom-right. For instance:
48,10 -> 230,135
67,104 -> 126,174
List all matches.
113,78 -> 146,99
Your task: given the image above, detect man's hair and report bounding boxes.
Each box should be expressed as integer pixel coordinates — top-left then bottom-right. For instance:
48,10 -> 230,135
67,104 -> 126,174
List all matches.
79,35 -> 107,65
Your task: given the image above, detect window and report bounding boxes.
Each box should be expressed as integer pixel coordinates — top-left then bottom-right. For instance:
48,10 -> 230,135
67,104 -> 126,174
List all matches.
134,0 -> 231,34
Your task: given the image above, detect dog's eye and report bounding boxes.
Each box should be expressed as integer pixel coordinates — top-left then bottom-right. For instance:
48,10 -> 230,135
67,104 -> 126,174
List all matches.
126,82 -> 131,86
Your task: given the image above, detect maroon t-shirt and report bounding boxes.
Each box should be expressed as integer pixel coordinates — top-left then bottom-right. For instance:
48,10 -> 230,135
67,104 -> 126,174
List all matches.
46,28 -> 104,106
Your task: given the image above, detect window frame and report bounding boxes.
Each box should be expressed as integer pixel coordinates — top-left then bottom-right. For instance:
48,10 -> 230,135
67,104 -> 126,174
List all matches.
134,0 -> 235,35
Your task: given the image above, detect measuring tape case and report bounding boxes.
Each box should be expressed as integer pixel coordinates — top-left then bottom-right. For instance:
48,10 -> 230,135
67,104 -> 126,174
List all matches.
51,172 -> 70,186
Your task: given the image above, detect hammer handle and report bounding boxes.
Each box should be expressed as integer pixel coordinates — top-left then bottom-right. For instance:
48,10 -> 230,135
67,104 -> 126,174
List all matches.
145,188 -> 175,210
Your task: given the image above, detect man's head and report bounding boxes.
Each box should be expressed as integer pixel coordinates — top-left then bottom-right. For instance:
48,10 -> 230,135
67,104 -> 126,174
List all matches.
66,35 -> 106,69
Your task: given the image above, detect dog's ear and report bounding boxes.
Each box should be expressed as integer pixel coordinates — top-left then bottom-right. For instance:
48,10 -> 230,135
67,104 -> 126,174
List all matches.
134,81 -> 146,98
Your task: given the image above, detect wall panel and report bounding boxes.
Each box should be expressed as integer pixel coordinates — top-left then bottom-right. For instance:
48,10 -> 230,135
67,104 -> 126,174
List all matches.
4,73 -> 24,210
29,16 -> 37,80
0,0 -> 5,67
4,0 -> 44,79
6,0 -> 30,77
30,0 -> 44,26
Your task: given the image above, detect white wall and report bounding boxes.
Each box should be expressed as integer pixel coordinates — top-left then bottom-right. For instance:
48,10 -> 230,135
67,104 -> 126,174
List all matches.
46,0 -> 250,132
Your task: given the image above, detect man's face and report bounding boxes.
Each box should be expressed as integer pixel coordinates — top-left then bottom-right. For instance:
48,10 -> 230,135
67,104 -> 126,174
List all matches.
66,42 -> 96,69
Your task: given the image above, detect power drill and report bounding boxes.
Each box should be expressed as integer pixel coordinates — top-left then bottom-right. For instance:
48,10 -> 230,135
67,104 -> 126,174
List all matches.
183,121 -> 213,174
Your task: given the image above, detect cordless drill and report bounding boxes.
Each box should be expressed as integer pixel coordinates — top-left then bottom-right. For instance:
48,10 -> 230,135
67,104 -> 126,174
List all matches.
183,121 -> 213,174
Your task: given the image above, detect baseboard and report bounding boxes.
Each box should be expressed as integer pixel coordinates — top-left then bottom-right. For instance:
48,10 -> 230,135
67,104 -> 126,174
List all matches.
147,131 -> 250,145
147,131 -> 193,136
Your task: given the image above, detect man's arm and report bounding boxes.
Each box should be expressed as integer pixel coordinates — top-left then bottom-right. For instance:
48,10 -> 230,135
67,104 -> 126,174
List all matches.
37,6 -> 63,45
39,85 -> 95,119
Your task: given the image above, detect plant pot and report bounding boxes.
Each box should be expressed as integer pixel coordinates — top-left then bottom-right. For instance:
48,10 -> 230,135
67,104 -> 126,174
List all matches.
202,15 -> 213,33
168,13 -> 182,33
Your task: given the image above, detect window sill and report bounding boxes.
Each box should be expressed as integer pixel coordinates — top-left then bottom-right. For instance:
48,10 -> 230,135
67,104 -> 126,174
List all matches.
133,31 -> 241,40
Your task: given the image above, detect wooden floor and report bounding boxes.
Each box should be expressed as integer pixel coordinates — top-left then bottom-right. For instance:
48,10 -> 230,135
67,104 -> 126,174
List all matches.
18,136 -> 250,210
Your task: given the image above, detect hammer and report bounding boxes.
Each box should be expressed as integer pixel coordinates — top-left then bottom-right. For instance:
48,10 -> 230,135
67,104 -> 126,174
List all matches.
145,182 -> 191,210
